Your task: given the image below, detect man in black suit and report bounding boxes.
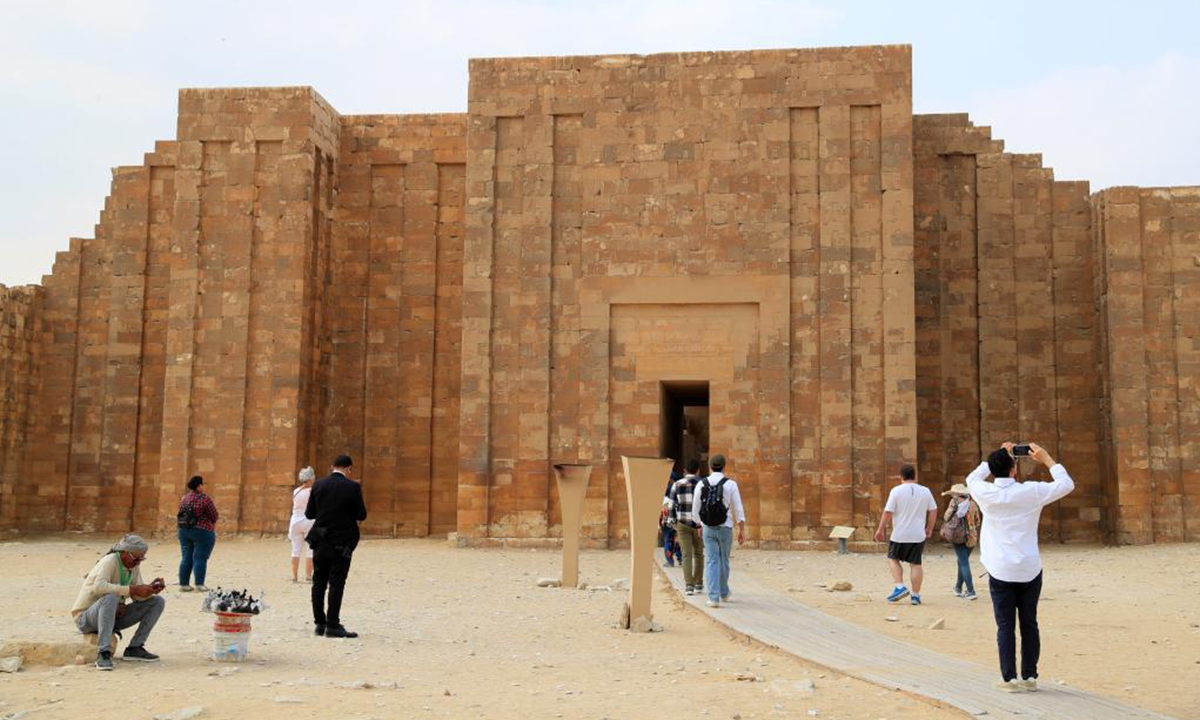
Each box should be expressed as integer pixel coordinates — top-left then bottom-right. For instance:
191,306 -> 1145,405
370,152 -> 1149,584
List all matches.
305,454 -> 367,638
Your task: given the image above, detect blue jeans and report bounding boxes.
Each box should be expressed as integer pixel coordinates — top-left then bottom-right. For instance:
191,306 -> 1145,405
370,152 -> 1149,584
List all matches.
178,526 -> 217,586
953,543 -> 975,594
661,525 -> 682,564
702,525 -> 733,602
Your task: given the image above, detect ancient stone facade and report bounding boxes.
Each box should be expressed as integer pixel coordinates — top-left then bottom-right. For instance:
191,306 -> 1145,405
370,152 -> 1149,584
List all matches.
0,45 -> 1195,545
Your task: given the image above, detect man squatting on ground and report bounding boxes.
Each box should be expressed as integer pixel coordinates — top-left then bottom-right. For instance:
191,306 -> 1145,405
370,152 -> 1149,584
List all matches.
967,441 -> 1074,693
874,464 -> 938,605
71,534 -> 167,670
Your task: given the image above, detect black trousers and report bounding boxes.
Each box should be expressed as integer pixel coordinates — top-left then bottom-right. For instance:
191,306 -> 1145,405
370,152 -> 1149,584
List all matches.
311,545 -> 354,627
989,571 -> 1043,681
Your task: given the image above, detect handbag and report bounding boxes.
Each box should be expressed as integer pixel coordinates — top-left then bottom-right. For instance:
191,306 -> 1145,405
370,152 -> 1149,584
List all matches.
939,512 -> 967,544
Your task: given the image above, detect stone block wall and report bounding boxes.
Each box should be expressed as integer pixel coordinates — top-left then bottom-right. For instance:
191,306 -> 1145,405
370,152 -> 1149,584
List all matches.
3,46 -> 1196,546
14,88 -> 343,534
913,114 -> 1106,542
1093,186 -> 1200,543
459,46 -> 918,546
320,113 -> 467,537
0,285 -> 42,531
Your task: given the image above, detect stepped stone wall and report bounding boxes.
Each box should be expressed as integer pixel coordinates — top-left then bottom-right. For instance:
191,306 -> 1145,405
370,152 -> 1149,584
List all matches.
913,114 -> 1106,542
1,44 -> 1196,545
0,285 -> 42,531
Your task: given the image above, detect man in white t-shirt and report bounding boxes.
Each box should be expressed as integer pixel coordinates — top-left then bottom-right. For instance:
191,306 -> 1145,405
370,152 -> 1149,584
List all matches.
873,464 -> 938,605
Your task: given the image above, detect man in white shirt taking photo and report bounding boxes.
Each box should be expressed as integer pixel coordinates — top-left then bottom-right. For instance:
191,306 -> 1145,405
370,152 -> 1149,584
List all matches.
966,441 -> 1074,693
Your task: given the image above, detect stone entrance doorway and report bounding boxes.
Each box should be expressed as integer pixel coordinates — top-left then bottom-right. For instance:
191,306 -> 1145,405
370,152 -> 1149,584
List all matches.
659,381 -> 710,476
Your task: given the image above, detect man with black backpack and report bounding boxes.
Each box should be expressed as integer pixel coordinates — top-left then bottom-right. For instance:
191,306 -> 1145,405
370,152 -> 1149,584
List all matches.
694,454 -> 746,608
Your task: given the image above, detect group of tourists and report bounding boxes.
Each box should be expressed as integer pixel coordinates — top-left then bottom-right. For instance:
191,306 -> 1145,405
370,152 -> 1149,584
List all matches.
71,442 -> 1073,694
72,454 -> 366,669
661,454 -> 746,607
664,441 -> 1074,694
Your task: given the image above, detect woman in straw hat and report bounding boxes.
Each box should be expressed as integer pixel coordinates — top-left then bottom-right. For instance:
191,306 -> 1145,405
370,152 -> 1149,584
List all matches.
942,484 -> 982,600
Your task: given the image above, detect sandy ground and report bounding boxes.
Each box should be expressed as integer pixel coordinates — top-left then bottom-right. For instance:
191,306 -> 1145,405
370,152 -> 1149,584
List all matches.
735,542 -> 1200,719
0,537 -> 967,720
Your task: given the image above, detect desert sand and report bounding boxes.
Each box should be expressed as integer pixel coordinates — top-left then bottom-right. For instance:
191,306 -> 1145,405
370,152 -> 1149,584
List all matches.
1,537 -> 1194,720
736,541 -> 1200,719
0,537 -> 962,720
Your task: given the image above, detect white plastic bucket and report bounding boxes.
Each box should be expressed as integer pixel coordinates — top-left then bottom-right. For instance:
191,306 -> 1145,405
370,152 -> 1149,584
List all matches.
212,628 -> 250,662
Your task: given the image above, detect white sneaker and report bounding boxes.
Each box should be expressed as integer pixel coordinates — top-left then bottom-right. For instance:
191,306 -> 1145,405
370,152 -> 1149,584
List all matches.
1019,678 -> 1038,692
706,599 -> 720,608
993,679 -> 1026,693
963,592 -> 978,601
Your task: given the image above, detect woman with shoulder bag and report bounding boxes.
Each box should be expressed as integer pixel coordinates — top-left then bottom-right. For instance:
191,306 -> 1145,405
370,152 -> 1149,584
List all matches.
940,483 -> 981,600
177,475 -> 219,591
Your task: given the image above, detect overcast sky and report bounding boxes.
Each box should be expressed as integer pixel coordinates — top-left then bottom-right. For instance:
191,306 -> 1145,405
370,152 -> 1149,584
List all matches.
2,0 -> 1197,286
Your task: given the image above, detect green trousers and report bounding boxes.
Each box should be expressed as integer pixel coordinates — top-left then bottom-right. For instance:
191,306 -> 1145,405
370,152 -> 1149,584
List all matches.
675,523 -> 704,587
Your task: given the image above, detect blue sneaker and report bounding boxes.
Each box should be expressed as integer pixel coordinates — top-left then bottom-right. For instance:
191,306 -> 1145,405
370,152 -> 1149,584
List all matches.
886,586 -> 910,603
911,594 -> 922,605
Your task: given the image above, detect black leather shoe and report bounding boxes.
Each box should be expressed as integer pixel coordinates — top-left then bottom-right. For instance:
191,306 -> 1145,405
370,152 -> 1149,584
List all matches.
323,625 -> 358,638
314,624 -> 326,636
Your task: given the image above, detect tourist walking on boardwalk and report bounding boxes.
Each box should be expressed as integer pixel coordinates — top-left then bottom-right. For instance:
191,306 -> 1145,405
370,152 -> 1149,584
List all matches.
666,458 -> 706,595
874,464 -> 937,605
940,483 -> 981,600
176,475 -> 218,591
966,442 -> 1074,693
694,454 -> 746,608
289,466 -> 317,582
72,534 -> 166,670
305,455 -> 368,638
660,468 -> 682,566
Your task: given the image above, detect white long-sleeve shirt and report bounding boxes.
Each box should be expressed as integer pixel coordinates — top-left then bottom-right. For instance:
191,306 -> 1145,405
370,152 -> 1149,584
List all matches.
694,472 -> 746,528
965,461 -> 1075,583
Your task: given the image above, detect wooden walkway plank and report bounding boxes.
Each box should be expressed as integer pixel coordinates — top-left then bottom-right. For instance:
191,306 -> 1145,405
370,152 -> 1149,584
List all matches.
655,558 -> 1176,720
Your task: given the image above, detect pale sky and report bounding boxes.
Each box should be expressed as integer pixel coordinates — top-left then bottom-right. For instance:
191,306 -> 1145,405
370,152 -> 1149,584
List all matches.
2,0 -> 1197,286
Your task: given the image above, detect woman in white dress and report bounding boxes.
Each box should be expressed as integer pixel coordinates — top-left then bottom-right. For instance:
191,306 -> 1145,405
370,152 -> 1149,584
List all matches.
289,467 -> 317,582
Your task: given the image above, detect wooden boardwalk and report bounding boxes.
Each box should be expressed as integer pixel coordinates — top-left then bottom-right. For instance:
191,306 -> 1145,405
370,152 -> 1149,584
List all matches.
656,559 -> 1175,720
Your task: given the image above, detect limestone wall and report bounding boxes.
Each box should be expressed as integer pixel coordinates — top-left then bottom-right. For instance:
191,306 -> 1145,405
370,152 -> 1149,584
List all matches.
459,46 -> 918,546
913,114 -> 1106,542
0,285 -> 41,531
319,114 -> 467,537
16,88 -> 342,534
1093,186 -> 1200,543
4,46 -> 1197,546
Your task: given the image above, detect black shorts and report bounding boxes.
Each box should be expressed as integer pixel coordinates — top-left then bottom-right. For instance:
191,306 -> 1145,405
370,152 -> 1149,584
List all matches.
887,540 -> 925,565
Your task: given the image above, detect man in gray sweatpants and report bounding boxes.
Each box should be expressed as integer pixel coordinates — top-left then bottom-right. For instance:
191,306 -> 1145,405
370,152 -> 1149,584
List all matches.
71,534 -> 167,670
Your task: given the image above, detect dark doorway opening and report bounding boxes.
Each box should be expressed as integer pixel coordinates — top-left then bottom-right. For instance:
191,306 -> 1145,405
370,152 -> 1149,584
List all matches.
659,381 -> 710,477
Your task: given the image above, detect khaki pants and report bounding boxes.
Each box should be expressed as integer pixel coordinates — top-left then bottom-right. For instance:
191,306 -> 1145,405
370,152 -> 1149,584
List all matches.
675,523 -> 704,588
